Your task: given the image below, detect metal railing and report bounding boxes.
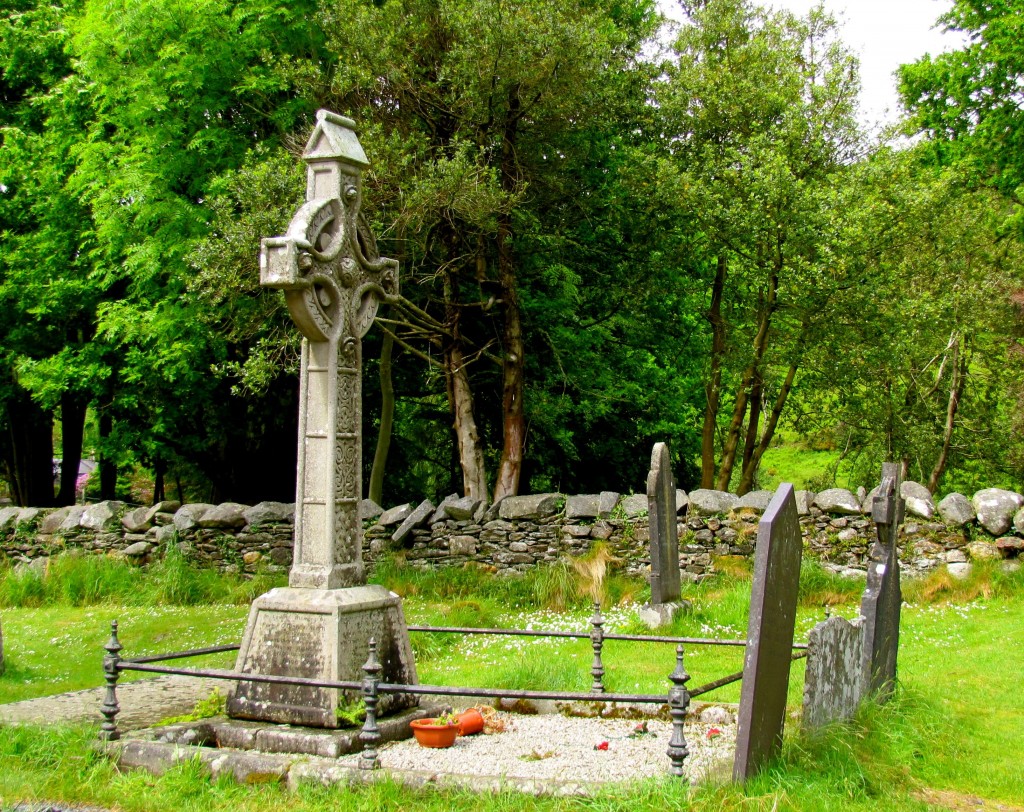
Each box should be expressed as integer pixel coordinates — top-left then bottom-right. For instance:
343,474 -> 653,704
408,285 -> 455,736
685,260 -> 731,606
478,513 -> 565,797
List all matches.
97,610 -> 807,781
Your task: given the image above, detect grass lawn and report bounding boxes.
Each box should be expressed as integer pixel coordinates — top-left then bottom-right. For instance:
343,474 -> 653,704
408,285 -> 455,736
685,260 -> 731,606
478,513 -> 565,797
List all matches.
1,555 -> 1022,810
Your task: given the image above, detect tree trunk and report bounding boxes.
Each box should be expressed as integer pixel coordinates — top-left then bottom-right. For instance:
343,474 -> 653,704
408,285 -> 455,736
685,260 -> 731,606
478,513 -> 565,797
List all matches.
98,408 -> 116,500
56,392 -> 87,506
3,386 -> 54,507
446,341 -> 489,500
701,255 -> 727,488
153,458 -> 166,504
494,92 -> 525,501
715,270 -> 778,491
739,369 -> 763,491
368,322 -> 395,505
738,359 -> 799,494
927,335 -> 968,493
442,274 -> 489,501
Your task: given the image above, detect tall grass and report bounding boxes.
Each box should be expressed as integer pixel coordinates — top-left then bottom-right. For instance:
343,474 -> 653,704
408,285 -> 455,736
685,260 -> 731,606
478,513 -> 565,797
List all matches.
371,553 -> 646,613
0,546 -> 286,608
902,559 -> 1024,604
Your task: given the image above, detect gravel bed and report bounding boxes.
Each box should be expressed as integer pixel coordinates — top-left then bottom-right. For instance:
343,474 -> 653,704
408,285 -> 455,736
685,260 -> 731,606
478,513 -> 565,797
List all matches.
338,713 -> 736,785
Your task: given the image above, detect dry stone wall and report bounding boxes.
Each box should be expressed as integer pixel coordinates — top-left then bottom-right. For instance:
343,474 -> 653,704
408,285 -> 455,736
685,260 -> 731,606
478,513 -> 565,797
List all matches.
1,484 -> 1022,580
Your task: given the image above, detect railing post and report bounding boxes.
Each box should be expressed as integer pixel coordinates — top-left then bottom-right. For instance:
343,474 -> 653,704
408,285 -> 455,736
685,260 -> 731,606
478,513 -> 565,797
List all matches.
666,644 -> 691,779
99,620 -> 122,742
590,601 -> 605,693
359,637 -> 382,770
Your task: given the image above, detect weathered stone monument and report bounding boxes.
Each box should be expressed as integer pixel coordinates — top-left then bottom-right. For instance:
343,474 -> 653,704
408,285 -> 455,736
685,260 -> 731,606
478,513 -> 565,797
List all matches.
226,111 -> 417,727
734,483 -> 802,782
801,614 -> 863,729
860,462 -> 904,700
639,442 -> 684,627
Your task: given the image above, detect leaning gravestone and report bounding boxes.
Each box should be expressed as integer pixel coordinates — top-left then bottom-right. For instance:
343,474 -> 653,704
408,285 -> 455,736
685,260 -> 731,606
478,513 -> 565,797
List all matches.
639,443 -> 683,626
226,111 -> 417,727
734,484 -> 802,782
802,614 -> 863,729
860,462 -> 904,701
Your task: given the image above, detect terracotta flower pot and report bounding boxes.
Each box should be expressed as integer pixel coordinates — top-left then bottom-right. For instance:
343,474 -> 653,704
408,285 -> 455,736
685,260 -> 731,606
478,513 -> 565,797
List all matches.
456,708 -> 485,736
410,718 -> 460,748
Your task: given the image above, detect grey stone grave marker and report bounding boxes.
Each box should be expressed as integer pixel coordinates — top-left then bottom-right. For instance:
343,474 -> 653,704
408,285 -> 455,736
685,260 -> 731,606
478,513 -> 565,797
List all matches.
639,442 -> 683,626
802,614 -> 863,729
733,483 -> 802,782
226,111 -> 417,728
860,462 -> 904,701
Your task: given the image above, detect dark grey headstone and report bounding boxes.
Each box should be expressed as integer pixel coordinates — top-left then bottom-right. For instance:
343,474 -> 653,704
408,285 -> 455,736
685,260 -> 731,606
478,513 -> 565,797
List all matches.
734,483 -> 802,782
860,463 -> 904,701
647,442 -> 681,605
802,615 -> 863,729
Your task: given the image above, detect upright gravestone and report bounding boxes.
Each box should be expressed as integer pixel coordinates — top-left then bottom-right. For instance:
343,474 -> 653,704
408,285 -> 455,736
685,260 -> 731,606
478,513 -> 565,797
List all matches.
860,462 -> 904,701
734,484 -> 802,782
802,614 -> 863,729
640,442 -> 683,626
226,111 -> 417,728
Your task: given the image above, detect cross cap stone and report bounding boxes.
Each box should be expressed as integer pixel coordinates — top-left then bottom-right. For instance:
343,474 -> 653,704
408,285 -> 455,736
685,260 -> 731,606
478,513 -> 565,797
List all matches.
303,110 -> 369,167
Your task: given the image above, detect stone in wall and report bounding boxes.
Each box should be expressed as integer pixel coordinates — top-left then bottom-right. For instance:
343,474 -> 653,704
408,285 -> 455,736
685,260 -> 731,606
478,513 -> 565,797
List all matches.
244,501 -> 295,527
392,499 -> 435,545
620,494 -> 647,518
688,489 -> 737,515
379,503 -> 412,526
565,495 -> 600,520
972,489 -> 1024,536
499,493 -> 562,520
900,482 -> 935,520
734,490 -> 773,512
198,503 -> 249,529
174,504 -> 215,533
813,489 -> 861,515
937,493 -> 975,527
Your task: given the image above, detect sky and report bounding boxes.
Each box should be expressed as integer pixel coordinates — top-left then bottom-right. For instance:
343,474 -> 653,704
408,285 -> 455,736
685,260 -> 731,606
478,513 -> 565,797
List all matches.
770,0 -> 963,126
662,0 -> 966,128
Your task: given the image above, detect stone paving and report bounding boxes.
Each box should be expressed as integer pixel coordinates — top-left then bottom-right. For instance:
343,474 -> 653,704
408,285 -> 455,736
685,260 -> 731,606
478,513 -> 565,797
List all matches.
0,675 -> 220,730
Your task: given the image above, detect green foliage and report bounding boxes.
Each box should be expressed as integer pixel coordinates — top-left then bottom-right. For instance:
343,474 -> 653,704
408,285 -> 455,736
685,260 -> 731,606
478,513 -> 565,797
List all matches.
159,689 -> 227,726
334,697 -> 366,728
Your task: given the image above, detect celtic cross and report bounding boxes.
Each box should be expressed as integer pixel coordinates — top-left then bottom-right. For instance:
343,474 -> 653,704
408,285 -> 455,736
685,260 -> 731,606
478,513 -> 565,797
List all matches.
260,110 -> 398,590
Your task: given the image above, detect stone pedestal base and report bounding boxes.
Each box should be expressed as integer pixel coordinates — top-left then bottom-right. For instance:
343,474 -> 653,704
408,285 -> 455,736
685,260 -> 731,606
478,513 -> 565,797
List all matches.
637,600 -> 691,629
226,585 -> 417,728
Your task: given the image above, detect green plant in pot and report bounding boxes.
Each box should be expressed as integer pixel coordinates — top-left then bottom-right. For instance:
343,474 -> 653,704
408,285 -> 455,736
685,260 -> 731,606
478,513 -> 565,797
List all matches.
410,711 -> 460,748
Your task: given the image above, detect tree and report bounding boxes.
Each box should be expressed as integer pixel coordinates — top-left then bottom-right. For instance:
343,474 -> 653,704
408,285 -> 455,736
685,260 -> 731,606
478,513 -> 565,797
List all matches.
655,0 -> 864,493
312,0 -> 664,499
899,0 -> 1024,198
